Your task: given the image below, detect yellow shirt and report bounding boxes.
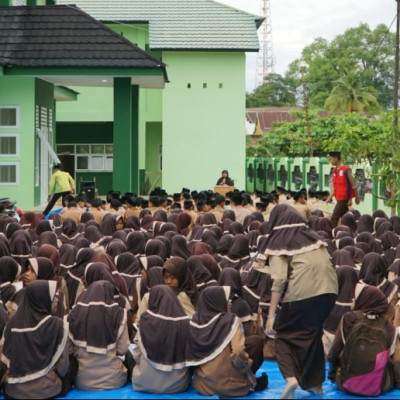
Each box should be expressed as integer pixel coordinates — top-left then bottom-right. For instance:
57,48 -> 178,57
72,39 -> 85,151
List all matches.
48,170 -> 75,196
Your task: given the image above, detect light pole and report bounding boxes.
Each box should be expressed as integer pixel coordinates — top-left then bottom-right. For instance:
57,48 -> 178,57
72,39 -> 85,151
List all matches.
299,61 -> 313,157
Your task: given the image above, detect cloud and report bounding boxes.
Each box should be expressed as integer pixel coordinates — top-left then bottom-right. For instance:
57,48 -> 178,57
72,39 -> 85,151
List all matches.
218,0 -> 396,91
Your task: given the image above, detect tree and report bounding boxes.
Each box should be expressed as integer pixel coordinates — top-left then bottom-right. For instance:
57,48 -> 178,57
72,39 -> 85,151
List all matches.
285,24 -> 395,109
246,112 -> 370,158
246,73 -> 297,108
324,68 -> 380,113
324,112 -> 400,213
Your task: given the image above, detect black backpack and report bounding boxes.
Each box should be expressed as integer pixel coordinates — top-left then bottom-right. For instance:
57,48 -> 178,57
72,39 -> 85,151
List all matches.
338,311 -> 393,397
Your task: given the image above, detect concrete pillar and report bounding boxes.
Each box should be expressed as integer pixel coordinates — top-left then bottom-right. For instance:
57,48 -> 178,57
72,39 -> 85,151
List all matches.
113,78 -> 139,194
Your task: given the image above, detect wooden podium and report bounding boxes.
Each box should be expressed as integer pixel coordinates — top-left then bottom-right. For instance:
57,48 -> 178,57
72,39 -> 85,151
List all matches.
214,186 -> 235,196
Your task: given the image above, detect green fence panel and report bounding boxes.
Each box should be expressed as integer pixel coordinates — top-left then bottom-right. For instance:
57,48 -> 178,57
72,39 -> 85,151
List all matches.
246,156 -> 393,215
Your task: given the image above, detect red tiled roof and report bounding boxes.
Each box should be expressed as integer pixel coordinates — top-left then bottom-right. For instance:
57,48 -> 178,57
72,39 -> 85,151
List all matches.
246,107 -> 300,134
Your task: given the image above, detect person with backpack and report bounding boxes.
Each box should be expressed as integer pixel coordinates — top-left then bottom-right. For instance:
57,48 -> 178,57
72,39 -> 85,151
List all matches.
328,284 -> 400,397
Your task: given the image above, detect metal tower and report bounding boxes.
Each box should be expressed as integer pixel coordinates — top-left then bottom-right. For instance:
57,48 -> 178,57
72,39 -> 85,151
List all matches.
255,0 -> 274,88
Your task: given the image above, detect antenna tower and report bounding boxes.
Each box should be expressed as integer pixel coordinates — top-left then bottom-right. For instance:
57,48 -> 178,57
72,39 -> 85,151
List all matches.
255,0 -> 274,88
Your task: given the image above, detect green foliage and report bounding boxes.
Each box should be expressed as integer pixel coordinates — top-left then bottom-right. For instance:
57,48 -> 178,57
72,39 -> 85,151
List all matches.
247,112 -> 370,158
324,68 -> 380,113
248,111 -> 400,211
284,24 -> 395,109
246,73 -> 297,107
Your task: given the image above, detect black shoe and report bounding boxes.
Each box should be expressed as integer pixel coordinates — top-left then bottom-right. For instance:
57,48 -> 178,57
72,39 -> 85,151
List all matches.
255,372 -> 269,391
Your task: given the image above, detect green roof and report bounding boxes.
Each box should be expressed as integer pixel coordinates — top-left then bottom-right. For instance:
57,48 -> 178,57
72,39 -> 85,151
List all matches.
56,0 -> 262,51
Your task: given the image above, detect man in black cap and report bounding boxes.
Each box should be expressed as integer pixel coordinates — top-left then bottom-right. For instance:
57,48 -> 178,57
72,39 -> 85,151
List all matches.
276,186 -> 287,204
211,194 -> 226,222
326,151 -> 360,227
293,190 -> 311,221
90,197 -> 107,225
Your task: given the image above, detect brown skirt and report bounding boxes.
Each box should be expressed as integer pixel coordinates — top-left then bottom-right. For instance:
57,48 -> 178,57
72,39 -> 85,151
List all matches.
274,293 -> 336,390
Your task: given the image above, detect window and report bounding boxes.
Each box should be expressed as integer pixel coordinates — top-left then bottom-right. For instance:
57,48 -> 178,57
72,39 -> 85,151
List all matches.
0,107 -> 19,129
0,163 -> 19,185
0,135 -> 19,156
57,144 -> 114,172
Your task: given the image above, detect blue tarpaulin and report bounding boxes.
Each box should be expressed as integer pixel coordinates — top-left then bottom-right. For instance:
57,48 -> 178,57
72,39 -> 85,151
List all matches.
59,361 -> 400,399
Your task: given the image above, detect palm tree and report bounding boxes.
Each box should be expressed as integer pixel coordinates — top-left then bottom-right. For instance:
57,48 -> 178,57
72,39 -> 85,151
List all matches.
324,69 -> 380,113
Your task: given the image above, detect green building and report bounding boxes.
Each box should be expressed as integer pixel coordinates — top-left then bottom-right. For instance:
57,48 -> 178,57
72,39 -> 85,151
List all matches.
55,0 -> 262,195
0,3 -> 167,210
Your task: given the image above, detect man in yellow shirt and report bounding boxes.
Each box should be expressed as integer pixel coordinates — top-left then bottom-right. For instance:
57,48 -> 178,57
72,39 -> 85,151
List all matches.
43,164 -> 75,216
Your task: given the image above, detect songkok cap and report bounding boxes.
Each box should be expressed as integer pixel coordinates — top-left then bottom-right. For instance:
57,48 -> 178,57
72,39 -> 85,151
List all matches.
91,198 -> 102,208
328,151 -> 341,158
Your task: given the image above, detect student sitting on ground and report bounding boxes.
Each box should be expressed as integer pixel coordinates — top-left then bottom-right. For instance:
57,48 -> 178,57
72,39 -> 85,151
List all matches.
132,285 -> 191,394
328,284 -> 400,397
68,280 -> 130,391
1,281 -> 70,399
188,286 -> 268,397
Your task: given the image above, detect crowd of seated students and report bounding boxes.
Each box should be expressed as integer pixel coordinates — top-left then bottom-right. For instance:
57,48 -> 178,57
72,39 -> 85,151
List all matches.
0,186 -> 399,398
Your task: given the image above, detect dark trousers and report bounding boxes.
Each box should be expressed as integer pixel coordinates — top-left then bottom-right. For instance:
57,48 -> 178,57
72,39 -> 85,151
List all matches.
274,294 -> 336,390
43,191 -> 71,216
331,200 -> 349,228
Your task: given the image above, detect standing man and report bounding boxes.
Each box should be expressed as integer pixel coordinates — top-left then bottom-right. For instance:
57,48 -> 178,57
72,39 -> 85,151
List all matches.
326,151 -> 360,227
43,164 -> 75,216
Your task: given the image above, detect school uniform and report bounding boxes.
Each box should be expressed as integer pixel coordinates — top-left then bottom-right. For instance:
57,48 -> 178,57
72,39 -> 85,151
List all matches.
132,286 -> 191,394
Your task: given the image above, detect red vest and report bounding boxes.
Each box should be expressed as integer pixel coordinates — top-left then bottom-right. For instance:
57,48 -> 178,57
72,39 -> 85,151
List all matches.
333,165 -> 355,201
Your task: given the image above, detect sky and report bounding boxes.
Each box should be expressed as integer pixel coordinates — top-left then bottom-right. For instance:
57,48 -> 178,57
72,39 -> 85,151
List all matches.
217,0 -> 397,92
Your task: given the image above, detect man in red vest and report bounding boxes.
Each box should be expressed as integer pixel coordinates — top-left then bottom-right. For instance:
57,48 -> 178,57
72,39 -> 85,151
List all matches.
326,151 -> 360,227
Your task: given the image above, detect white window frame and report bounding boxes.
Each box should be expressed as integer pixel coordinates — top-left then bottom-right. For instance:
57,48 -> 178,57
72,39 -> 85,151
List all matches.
0,134 -> 20,157
57,144 -> 114,173
0,106 -> 20,129
0,162 -> 20,186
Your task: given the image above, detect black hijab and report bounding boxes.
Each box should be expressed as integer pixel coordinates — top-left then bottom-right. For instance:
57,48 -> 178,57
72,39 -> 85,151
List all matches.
341,212 -> 357,235
28,257 -> 56,280
262,204 -> 326,257
359,253 -> 398,302
2,281 -> 68,383
218,268 -> 243,298
125,216 -> 141,231
101,214 -> 117,237
68,280 -> 126,355
106,240 -> 127,259
187,256 -> 217,292
219,234 -> 250,270
58,244 -> 77,277
324,265 -> 359,334
332,249 -> 356,268
188,286 -> 239,365
171,235 -> 191,260
357,214 -> 374,234
115,252 -> 142,301
60,218 -> 80,242
36,220 -> 53,236
126,231 -> 146,256
0,256 -> 21,305
138,285 -> 191,371
145,239 -> 167,262
84,225 -> 103,244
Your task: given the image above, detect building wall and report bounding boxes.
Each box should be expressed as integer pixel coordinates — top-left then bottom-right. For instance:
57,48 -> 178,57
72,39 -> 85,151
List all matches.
55,23 -> 163,178
145,121 -> 162,190
161,51 -> 246,193
0,76 -> 36,210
